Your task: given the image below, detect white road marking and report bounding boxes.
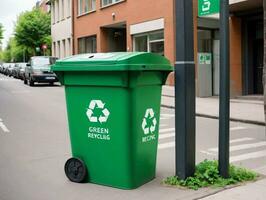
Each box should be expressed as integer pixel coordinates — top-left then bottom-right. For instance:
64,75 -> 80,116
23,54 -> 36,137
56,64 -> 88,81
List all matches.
230,150 -> 266,163
159,132 -> 175,139
159,124 -> 168,128
230,137 -> 254,144
200,150 -> 217,156
158,141 -> 175,149
230,126 -> 247,131
161,114 -> 175,118
209,141 -> 266,152
0,78 -> 19,82
159,128 -> 175,133
0,118 -> 10,133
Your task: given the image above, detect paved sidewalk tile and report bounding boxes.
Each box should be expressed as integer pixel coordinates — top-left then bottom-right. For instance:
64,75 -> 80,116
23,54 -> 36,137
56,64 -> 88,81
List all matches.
199,179 -> 266,200
161,86 -> 265,125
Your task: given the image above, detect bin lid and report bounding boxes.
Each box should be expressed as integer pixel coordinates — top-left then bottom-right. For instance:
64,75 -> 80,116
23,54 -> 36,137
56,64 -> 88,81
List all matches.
52,52 -> 173,71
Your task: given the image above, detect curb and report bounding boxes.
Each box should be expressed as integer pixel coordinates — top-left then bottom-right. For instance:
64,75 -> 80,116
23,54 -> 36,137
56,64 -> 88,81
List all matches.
161,104 -> 266,126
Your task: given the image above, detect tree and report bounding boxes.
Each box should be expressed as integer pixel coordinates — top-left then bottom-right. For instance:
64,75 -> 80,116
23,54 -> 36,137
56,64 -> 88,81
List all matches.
14,8 -> 51,56
263,0 -> 266,123
0,37 -> 27,62
0,23 -> 3,45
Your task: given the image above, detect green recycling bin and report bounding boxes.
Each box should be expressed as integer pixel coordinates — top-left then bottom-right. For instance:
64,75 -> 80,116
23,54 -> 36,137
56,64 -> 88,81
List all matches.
52,52 -> 173,189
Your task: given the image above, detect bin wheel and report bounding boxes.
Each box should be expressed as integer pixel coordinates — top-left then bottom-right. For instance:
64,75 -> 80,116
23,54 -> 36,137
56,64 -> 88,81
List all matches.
64,157 -> 87,183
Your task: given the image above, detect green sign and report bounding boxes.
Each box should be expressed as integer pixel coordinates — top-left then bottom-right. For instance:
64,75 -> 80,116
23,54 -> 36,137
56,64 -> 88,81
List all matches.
198,53 -> 212,65
198,0 -> 220,16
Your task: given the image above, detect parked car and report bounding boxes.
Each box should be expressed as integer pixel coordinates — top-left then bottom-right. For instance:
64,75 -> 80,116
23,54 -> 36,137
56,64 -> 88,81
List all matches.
12,63 -> 22,78
5,63 -> 15,77
0,63 -> 3,74
24,56 -> 58,86
18,63 -> 27,80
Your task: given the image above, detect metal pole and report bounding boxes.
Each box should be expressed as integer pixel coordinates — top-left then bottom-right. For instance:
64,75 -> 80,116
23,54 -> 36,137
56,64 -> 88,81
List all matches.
219,0 -> 230,178
23,49 -> 25,62
175,0 -> 196,179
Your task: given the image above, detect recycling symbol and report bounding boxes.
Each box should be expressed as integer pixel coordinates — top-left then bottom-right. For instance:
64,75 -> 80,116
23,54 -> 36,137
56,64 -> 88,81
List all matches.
142,108 -> 157,135
86,100 -> 110,123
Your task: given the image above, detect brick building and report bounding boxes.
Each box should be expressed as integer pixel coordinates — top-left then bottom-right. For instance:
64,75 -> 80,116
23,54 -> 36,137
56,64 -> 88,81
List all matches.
51,0 -> 264,97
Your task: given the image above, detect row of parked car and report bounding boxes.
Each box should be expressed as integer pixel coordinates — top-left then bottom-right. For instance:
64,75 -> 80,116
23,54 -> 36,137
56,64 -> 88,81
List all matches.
0,56 -> 59,86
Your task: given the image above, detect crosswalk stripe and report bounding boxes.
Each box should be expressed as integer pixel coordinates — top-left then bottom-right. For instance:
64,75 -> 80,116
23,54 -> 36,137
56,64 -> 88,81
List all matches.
159,124 -> 168,128
0,79 -> 19,81
159,128 -> 175,133
159,132 -> 175,139
161,114 -> 175,117
0,119 -> 10,133
200,150 -> 217,156
158,142 -> 175,149
229,137 -> 254,144
209,141 -> 266,152
230,150 -> 266,163
230,126 -> 247,131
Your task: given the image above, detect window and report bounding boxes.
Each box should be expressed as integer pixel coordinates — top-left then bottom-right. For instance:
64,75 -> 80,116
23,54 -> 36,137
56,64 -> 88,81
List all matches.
101,0 -> 123,7
61,0 -> 64,20
62,39 -> 66,58
53,42 -> 56,57
78,0 -> 96,15
133,31 -> 164,56
134,35 -> 148,52
57,41 -> 61,58
68,38 -> 72,56
78,36 -> 97,54
56,0 -> 59,22
67,0 -> 71,17
52,2 -> 55,23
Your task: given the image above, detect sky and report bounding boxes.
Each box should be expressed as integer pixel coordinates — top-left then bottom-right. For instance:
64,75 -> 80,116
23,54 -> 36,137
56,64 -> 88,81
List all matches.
0,0 -> 37,48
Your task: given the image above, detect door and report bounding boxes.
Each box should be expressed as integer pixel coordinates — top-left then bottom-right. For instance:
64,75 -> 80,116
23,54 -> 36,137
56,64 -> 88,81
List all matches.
197,29 -> 213,97
254,39 -> 263,94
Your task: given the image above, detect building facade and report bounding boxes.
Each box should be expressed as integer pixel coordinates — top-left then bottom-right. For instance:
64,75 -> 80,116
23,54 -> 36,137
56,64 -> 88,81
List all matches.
49,0 -> 73,59
73,0 -> 176,61
51,0 -> 263,97
197,0 -> 263,97
36,0 -> 51,12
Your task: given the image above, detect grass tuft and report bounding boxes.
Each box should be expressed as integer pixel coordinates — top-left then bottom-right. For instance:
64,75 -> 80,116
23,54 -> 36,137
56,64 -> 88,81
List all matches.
163,160 -> 258,190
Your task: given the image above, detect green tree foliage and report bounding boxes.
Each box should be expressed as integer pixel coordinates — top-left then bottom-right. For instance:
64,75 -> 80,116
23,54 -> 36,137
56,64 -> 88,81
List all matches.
14,8 -> 51,55
0,23 -> 4,45
0,37 -> 28,62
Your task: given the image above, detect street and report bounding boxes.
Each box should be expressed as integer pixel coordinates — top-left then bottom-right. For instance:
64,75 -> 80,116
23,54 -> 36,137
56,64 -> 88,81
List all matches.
0,74 -> 265,200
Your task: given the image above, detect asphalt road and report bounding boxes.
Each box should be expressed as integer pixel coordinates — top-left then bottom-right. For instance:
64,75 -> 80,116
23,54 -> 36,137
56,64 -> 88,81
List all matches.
0,74 -> 265,200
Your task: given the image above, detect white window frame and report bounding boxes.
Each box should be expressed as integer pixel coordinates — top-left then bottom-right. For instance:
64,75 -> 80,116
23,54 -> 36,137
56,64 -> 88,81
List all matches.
51,1 -> 56,23
101,0 -> 124,8
78,0 -> 96,16
78,35 -> 97,54
61,0 -> 65,20
133,30 -> 164,54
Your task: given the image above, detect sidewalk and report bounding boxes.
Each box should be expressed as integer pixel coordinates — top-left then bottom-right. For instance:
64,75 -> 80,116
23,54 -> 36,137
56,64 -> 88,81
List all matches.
161,86 -> 266,200
162,86 -> 265,126
199,178 -> 266,200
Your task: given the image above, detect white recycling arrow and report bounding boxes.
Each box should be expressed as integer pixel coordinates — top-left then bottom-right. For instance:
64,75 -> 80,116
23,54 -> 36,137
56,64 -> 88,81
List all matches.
95,100 -> 105,109
142,108 -> 157,135
86,100 -> 110,123
142,119 -> 149,135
